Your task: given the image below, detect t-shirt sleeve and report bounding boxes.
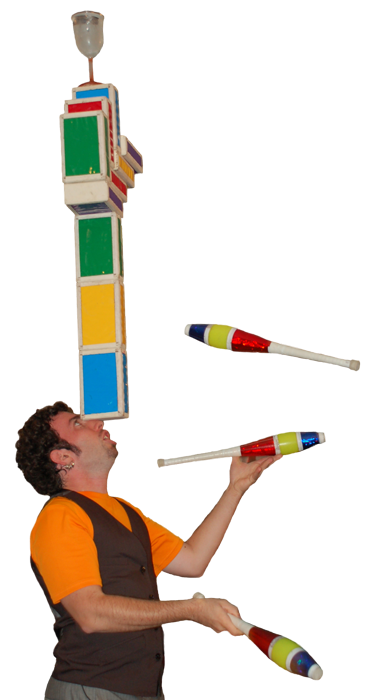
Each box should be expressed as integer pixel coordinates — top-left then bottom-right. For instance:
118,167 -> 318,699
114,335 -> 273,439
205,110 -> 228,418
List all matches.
31,499 -> 102,605
117,501 -> 184,576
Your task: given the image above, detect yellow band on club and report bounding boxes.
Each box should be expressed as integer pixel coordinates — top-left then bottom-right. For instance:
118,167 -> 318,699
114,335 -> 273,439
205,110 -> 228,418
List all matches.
270,637 -> 299,669
208,325 -> 233,349
277,432 -> 299,455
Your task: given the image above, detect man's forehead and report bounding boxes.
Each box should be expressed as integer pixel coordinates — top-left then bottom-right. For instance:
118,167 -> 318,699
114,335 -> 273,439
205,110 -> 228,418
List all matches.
51,411 -> 78,430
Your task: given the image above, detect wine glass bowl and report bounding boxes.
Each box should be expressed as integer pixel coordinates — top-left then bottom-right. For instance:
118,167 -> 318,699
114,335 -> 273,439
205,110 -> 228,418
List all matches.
71,11 -> 104,59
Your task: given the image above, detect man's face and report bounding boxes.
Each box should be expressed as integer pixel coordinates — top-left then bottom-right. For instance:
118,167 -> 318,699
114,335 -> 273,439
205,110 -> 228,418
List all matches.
51,412 -> 118,467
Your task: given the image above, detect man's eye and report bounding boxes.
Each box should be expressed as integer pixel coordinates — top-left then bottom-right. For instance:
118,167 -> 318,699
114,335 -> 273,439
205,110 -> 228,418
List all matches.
75,420 -> 81,427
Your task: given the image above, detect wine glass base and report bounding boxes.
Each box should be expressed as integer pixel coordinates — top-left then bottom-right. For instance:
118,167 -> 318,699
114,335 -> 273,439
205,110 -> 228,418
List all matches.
77,80 -> 103,87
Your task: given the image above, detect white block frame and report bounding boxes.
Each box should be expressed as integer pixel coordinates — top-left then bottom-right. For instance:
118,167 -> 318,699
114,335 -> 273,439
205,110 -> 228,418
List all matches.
74,212 -> 123,281
75,275 -> 127,352
77,346 -> 130,420
59,112 -> 110,185
71,83 -> 121,157
63,178 -> 129,218
120,134 -> 143,175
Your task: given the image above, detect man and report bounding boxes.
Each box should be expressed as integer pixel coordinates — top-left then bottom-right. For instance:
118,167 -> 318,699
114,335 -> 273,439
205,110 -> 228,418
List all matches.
16,401 -> 282,700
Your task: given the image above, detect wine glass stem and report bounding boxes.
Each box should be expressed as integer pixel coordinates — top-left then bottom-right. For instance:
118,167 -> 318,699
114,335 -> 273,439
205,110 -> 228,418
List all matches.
88,58 -> 94,83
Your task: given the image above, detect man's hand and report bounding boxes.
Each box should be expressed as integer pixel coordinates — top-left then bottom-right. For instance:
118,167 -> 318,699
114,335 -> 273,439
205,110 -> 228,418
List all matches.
190,597 -> 243,636
228,454 -> 283,496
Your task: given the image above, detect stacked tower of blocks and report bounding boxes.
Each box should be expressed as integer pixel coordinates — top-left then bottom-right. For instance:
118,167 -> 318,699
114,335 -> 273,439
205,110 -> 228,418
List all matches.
60,83 -> 143,419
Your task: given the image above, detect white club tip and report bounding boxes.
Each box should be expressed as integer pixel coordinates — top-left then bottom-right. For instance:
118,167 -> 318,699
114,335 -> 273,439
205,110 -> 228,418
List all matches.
157,459 -> 165,467
319,433 -> 326,444
184,324 -> 191,336
349,360 -> 360,371
308,664 -> 323,680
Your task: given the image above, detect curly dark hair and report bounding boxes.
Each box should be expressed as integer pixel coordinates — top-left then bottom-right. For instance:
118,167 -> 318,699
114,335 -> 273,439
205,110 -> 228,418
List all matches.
15,401 -> 81,496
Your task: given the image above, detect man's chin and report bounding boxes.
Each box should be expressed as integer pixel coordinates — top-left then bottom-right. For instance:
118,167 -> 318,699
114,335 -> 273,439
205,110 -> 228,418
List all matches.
110,445 -> 118,457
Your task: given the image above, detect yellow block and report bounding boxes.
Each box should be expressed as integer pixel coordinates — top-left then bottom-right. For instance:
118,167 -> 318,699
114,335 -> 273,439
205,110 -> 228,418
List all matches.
120,284 -> 126,345
81,284 -> 116,345
119,156 -> 134,183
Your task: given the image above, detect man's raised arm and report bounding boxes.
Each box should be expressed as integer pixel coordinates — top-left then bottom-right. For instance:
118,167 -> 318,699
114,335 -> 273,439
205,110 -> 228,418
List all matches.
164,454 -> 282,578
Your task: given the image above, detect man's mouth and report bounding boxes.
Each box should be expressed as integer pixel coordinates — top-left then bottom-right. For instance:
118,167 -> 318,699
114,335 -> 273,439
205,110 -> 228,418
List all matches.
102,430 -> 117,445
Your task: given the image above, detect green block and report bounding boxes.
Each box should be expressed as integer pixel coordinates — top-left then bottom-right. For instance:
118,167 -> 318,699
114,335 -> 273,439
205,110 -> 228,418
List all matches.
118,218 -> 123,277
79,218 -> 113,277
64,116 -> 100,177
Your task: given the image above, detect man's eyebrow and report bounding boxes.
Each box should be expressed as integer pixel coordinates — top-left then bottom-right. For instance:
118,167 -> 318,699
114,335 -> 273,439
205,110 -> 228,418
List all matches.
69,414 -> 81,423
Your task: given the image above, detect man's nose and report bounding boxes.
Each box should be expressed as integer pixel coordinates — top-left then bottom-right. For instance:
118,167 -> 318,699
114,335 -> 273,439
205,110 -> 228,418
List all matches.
87,418 -> 104,431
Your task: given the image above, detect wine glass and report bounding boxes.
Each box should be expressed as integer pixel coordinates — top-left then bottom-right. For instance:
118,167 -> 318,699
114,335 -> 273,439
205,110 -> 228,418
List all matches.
70,10 -> 105,84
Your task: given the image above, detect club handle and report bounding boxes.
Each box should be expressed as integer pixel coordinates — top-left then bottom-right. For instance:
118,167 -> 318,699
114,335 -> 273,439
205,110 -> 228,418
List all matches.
269,341 -> 360,370
158,446 -> 241,467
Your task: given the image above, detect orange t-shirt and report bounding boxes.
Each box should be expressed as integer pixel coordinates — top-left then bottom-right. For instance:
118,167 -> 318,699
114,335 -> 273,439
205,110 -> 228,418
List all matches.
31,492 -> 184,604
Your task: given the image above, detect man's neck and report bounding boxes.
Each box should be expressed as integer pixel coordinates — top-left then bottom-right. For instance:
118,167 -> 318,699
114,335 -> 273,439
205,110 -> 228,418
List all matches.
63,472 -> 109,494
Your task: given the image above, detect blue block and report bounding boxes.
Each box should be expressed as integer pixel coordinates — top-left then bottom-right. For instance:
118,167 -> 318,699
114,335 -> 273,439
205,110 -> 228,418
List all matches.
75,88 -> 110,100
83,353 -> 118,414
70,202 -> 112,216
123,353 -> 129,415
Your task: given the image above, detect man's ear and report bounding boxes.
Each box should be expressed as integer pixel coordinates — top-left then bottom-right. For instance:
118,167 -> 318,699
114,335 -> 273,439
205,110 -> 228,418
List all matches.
50,449 -> 75,466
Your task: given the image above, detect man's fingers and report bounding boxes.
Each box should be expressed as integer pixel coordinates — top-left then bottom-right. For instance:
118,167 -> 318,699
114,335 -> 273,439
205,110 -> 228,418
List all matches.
225,617 -> 244,636
239,453 -> 282,470
194,598 -> 245,635
219,601 -> 243,636
254,454 -> 282,471
228,613 -> 244,637
230,453 -> 284,493
239,455 -> 257,464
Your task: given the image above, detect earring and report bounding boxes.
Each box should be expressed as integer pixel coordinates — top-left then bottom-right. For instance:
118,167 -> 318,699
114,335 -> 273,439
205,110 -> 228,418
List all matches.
64,462 -> 75,470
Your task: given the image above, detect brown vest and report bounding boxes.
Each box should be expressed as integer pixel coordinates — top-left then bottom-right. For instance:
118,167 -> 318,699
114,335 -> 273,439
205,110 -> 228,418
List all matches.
31,491 -> 164,696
